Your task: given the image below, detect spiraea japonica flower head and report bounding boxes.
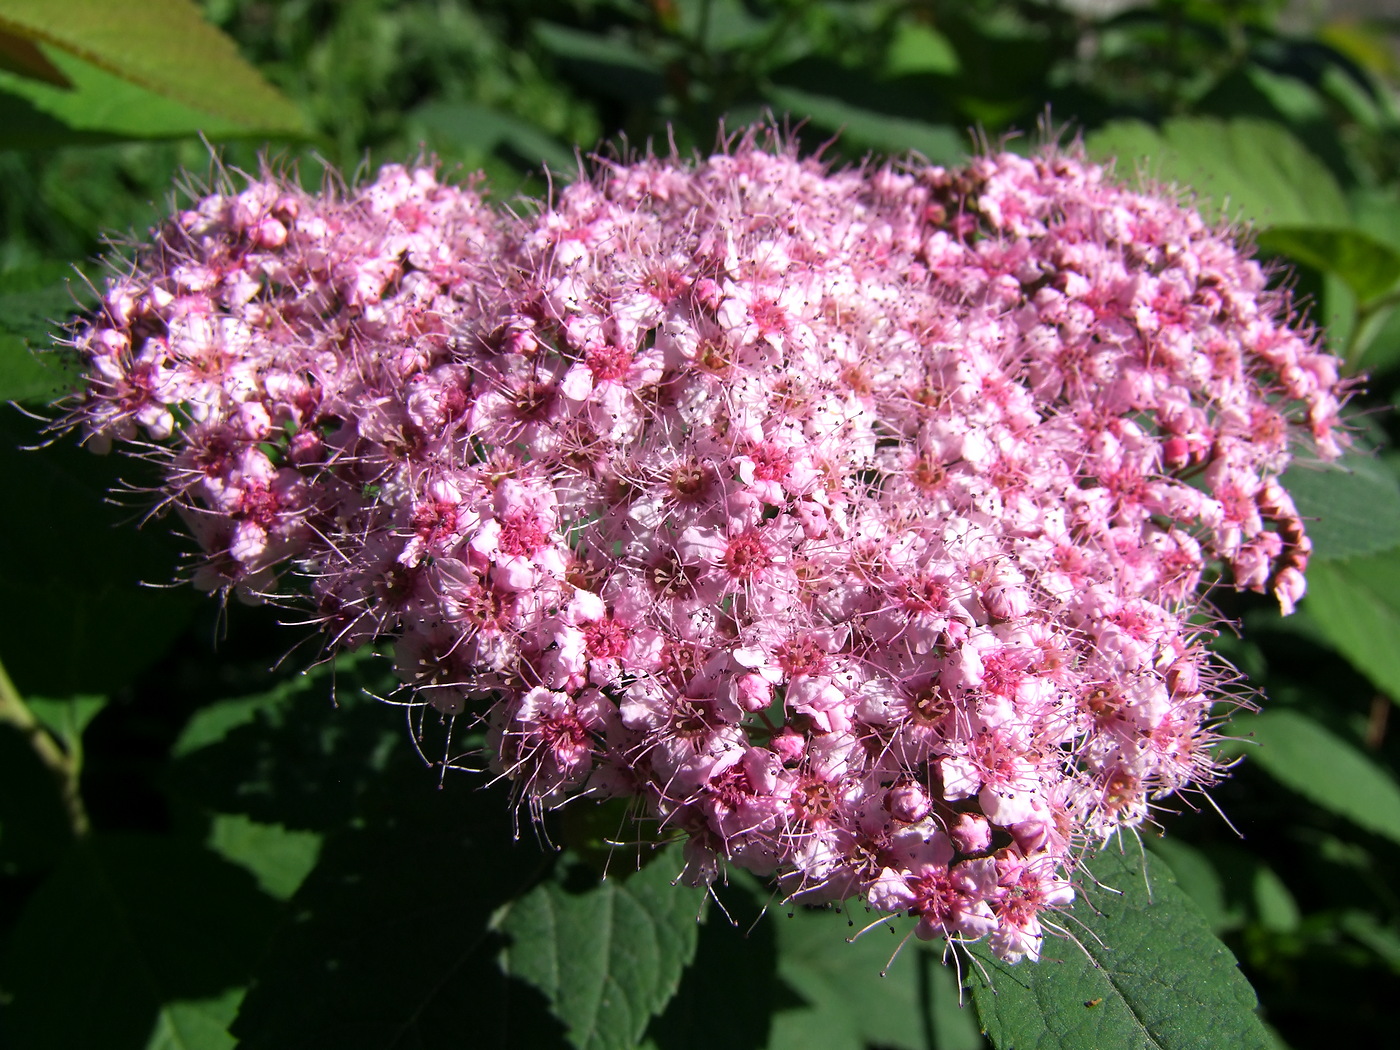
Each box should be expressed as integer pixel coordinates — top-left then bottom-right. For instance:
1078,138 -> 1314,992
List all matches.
59,125 -> 1346,965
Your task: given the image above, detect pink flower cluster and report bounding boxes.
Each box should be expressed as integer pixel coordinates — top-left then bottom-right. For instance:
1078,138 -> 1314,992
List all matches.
64,128 -> 1342,963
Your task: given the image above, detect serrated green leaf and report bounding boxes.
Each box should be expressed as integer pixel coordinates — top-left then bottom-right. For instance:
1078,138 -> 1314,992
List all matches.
641,875 -> 985,1050
763,85 -> 967,164
1255,226 -> 1400,305
0,263 -> 88,401
170,694 -> 275,758
205,813 -> 321,902
0,0 -> 303,133
1303,550 -> 1400,703
500,850 -> 703,1050
1228,710 -> 1400,846
966,847 -> 1270,1050
1280,453 -> 1400,561
0,833 -> 281,1050
1085,117 -> 1349,230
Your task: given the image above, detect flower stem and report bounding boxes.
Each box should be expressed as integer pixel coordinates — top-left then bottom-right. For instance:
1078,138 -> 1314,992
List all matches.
0,656 -> 91,839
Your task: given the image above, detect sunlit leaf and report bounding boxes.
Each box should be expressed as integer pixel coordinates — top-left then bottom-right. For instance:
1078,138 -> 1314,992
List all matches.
885,22 -> 961,77
500,850 -> 703,1050
0,0 -> 303,133
24,694 -> 105,755
205,813 -> 321,902
0,25 -> 68,84
0,46 -> 254,142
1304,550 -> 1400,704
966,846 -> 1270,1050
1281,452 -> 1400,561
1228,710 -> 1400,845
1256,226 -> 1400,305
1086,117 -> 1349,229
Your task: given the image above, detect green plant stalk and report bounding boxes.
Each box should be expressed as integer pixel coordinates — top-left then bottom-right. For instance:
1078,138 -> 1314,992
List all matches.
0,655 -> 90,838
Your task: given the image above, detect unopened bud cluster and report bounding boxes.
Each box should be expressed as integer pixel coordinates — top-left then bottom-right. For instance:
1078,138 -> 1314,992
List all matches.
63,127 -> 1342,962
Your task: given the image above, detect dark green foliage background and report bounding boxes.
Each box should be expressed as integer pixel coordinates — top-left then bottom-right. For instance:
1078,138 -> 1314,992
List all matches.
3,3 -> 1400,1048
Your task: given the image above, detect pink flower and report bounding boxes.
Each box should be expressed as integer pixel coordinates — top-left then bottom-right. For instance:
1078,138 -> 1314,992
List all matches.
60,125 -> 1347,962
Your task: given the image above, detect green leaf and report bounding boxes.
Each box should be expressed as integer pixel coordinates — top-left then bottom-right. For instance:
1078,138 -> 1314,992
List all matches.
1085,117 -> 1349,230
0,87 -> 116,148
0,45 -> 254,143
407,100 -> 577,175
1303,550 -> 1400,703
1280,452 -> 1400,561
0,0 -> 304,133
1255,226 -> 1400,305
0,24 -> 68,84
0,833 -> 282,1050
1228,710 -> 1400,846
532,22 -> 664,105
144,990 -> 247,1050
1145,837 -> 1236,935
1351,187 -> 1400,250
0,262 -> 89,402
684,0 -> 770,53
885,22 -> 961,77
966,846 -> 1270,1050
25,693 -> 106,755
768,906 -> 983,1050
763,85 -> 967,164
1250,866 -> 1300,935
1337,911 -> 1400,972
205,813 -> 321,902
500,849 -> 703,1050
